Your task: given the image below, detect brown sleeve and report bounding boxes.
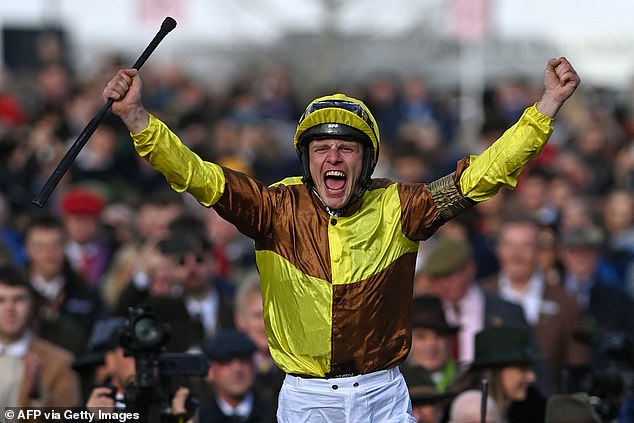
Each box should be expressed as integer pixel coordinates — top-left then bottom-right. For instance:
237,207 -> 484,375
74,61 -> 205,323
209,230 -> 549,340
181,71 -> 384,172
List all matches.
211,167 -> 277,240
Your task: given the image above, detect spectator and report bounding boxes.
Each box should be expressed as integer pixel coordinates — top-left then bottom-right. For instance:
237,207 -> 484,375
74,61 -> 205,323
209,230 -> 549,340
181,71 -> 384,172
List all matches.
421,237 -> 530,368
100,187 -> 184,308
198,329 -> 277,422
481,215 -> 589,392
34,63 -> 73,110
597,189 -> 634,295
557,194 -> 595,233
400,294 -> 460,393
389,142 -> 433,183
536,223 -> 565,288
8,108 -> 69,209
365,72 -> 402,146
402,370 -> 454,423
70,118 -> 137,189
565,116 -> 617,195
24,212 -> 103,355
205,207 -> 256,282
71,316 -> 126,403
466,191 -> 506,280
449,326 -> 545,423
115,212 -> 235,353
510,166 -> 559,226
448,389 -> 501,423
101,201 -> 137,251
0,193 -> 26,266
558,226 -> 634,363
234,275 -> 284,407
0,263 -> 80,407
59,186 -> 112,288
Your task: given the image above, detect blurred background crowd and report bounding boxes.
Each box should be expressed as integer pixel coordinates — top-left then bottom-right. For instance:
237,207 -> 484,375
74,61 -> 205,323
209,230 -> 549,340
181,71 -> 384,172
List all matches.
0,1 -> 634,422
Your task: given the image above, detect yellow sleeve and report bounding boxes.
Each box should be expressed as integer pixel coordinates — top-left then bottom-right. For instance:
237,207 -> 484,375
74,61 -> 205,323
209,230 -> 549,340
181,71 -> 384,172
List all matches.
459,105 -> 553,202
131,114 -> 226,207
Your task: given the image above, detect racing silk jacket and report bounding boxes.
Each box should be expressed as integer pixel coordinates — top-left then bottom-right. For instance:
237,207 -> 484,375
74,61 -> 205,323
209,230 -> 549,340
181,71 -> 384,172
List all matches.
132,105 -> 553,377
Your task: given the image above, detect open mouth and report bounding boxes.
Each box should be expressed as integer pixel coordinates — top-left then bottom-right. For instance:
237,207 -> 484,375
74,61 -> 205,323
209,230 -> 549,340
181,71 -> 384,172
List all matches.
324,170 -> 346,192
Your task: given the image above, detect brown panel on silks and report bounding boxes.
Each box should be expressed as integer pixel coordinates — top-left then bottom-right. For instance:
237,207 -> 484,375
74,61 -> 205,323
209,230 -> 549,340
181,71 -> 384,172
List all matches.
329,252 -> 417,376
218,167 -> 334,282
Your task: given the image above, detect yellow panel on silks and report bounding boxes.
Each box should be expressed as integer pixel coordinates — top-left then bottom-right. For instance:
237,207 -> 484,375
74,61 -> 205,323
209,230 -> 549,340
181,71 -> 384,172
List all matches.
256,250 -> 333,376
329,184 -> 419,285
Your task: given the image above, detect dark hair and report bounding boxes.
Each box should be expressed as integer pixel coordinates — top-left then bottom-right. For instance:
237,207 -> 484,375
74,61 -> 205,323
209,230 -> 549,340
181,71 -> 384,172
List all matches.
167,212 -> 213,251
144,187 -> 184,207
494,213 -> 542,246
25,211 -> 64,234
499,212 -> 541,229
0,263 -> 35,298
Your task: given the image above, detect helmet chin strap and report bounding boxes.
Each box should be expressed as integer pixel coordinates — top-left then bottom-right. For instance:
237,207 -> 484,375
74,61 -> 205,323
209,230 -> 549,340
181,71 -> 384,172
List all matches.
313,184 -> 367,217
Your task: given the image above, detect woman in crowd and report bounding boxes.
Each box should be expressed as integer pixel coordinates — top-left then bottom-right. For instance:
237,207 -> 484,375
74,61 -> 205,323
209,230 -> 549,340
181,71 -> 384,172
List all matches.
449,325 -> 546,423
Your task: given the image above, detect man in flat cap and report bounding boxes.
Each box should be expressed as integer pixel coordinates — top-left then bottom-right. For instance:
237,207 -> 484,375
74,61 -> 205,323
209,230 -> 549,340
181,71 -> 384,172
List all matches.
199,329 -> 276,422
420,237 -> 530,369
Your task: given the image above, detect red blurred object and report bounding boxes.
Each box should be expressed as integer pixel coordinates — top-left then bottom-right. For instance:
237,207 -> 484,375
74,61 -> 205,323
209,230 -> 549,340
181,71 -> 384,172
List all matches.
60,188 -> 104,217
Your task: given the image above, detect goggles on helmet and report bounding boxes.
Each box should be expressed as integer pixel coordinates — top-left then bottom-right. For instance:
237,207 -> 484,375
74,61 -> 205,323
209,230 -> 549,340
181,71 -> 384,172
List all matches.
298,100 -> 379,144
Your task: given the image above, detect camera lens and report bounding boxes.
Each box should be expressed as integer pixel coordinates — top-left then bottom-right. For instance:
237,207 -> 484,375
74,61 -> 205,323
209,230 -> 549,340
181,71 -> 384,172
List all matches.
133,315 -> 164,348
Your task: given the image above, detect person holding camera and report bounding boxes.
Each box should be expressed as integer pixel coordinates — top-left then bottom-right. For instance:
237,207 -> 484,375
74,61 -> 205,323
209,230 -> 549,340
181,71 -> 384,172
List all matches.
82,315 -> 199,422
83,320 -> 135,411
86,385 -> 193,422
103,57 -> 580,422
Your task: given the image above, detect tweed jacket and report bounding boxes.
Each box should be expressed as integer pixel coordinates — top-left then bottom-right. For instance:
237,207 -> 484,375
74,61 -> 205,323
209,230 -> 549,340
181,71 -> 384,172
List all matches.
17,336 -> 81,407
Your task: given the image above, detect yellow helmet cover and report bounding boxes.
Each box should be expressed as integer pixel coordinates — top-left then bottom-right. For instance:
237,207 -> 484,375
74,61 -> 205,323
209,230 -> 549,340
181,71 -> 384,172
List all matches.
294,93 -> 380,161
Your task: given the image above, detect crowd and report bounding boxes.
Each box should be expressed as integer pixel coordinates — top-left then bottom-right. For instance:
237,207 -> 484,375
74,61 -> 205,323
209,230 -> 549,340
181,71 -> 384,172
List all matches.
0,41 -> 633,423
